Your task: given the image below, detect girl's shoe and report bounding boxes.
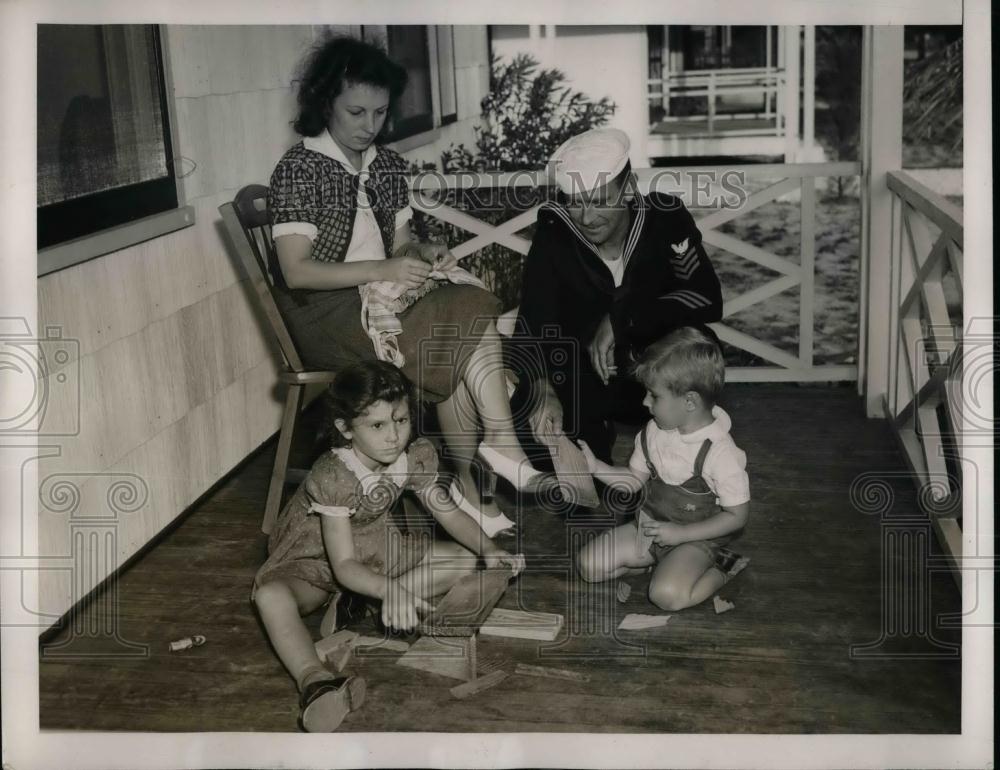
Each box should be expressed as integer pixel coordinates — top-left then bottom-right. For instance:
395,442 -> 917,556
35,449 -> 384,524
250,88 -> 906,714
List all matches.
299,675 -> 366,732
715,547 -> 750,581
449,480 -> 516,536
477,442 -> 559,496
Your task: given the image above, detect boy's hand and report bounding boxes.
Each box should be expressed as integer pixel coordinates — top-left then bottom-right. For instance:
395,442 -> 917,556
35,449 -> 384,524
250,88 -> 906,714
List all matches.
482,545 -> 526,576
380,580 -> 432,631
642,520 -> 687,547
576,440 -> 599,474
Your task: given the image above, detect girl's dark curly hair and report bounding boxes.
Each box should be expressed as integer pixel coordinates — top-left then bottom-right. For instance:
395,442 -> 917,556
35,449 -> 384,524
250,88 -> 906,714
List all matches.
325,361 -> 414,447
293,36 -> 409,138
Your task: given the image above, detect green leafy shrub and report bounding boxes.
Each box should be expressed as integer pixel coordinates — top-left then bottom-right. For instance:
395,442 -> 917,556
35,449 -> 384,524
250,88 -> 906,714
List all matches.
411,54 -> 615,310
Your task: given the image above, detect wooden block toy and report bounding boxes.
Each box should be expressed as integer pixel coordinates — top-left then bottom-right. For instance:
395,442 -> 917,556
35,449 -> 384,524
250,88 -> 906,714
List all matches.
326,643 -> 352,672
549,435 -> 600,508
449,670 -> 508,700
350,635 -> 411,653
314,630 -> 358,663
479,607 -> 564,641
396,635 -> 476,681
418,569 -> 512,638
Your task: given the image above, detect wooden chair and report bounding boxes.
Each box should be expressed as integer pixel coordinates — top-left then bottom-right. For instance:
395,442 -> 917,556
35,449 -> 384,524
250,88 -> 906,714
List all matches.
219,184 -> 336,534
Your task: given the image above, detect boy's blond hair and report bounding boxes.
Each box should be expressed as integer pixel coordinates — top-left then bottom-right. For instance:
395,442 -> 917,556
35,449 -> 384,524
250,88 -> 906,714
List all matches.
633,327 -> 725,405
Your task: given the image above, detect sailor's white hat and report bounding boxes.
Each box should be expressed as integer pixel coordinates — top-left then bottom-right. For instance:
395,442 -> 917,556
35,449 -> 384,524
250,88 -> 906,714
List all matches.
549,127 -> 631,195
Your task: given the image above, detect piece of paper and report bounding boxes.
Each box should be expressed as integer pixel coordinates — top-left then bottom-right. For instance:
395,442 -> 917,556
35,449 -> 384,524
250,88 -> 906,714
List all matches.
713,595 -> 736,614
618,613 -> 672,630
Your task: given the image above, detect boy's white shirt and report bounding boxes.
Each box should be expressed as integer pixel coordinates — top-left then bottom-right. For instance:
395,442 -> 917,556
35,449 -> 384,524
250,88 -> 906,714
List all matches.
627,405 -> 750,508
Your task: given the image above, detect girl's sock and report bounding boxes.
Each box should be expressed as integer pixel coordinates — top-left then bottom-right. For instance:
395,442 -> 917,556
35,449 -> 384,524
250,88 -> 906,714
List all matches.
297,664 -> 334,693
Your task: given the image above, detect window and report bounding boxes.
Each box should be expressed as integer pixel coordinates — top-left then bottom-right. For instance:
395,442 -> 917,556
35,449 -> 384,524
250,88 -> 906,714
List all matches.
37,24 -> 191,273
435,26 -> 458,125
360,25 -> 459,142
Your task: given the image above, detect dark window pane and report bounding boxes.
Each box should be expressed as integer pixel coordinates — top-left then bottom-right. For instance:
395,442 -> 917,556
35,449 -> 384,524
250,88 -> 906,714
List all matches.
386,26 -> 433,138
437,26 -> 457,121
37,24 -> 176,249
38,25 -> 168,207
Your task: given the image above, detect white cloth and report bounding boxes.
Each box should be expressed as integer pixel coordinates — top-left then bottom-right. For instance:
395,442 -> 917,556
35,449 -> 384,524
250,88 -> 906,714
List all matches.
271,129 -> 413,256
627,406 -> 750,508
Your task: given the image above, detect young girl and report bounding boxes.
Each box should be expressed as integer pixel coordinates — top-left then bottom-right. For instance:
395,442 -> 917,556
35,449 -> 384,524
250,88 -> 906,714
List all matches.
576,327 -> 750,611
252,361 -> 524,732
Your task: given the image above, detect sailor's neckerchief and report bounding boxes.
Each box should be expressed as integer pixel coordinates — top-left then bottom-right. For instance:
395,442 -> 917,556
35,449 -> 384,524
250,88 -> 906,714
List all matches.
541,193 -> 649,281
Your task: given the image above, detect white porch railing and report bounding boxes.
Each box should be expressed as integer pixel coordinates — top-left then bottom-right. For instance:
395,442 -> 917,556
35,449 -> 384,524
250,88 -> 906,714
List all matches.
411,161 -> 861,384
883,169 -> 964,569
647,67 -> 785,135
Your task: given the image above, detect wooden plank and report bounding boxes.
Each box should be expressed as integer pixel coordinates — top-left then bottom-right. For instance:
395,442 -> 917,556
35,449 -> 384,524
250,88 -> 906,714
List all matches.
479,607 -> 564,641
702,230 -> 799,276
721,274 -> 801,318
712,323 -> 802,370
418,569 -> 512,637
899,231 -> 950,319
395,635 -> 472,681
548,435 -> 600,508
450,670 -> 509,700
314,630 -> 358,664
350,635 -> 411,653
887,170 -> 963,248
696,176 -> 800,231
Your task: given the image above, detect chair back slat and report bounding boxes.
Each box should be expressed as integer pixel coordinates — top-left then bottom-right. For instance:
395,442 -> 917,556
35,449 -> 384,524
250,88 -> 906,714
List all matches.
233,184 -> 283,286
219,192 -> 306,372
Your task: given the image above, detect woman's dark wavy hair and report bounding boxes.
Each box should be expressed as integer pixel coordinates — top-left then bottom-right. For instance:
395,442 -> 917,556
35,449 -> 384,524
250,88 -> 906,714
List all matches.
293,36 -> 409,138
324,361 -> 414,447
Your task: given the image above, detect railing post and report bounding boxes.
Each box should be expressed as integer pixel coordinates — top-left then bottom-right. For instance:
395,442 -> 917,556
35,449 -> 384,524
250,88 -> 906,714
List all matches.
859,26 -> 904,417
783,25 -> 800,161
707,71 -> 715,133
799,176 -> 815,368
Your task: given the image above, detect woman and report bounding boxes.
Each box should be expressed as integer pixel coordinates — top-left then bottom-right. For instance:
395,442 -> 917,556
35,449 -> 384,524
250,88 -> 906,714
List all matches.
268,36 -> 548,534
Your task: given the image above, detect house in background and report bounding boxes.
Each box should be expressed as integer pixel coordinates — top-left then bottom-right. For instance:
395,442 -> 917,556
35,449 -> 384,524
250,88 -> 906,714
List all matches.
489,24 -> 825,165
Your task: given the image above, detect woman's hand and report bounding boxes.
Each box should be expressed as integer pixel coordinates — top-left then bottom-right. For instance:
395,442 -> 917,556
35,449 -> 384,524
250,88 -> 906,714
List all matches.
418,242 -> 458,273
380,579 -> 432,631
482,545 -> 526,576
377,256 -> 432,289
642,520 -> 687,547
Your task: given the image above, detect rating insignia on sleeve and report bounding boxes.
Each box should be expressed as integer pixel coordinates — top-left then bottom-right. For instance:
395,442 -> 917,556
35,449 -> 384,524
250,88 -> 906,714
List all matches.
669,237 -> 699,280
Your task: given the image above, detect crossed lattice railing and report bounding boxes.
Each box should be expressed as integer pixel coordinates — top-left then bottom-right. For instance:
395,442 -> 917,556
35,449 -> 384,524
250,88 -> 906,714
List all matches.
411,161 -> 861,383
884,169 -> 965,567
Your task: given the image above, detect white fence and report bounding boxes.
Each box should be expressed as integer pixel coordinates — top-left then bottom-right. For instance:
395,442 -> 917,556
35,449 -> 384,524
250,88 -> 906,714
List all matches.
883,169 -> 964,569
411,161 -> 861,383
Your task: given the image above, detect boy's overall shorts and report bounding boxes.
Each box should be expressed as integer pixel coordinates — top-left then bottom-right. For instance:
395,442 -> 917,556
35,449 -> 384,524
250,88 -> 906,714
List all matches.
637,423 -> 741,563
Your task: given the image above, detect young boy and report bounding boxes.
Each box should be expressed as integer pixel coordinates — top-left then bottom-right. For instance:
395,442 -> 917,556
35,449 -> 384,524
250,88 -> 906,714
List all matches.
576,327 -> 750,611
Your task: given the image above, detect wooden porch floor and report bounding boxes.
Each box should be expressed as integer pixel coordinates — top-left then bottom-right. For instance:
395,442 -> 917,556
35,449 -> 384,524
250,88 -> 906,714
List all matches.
39,384 -> 961,733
